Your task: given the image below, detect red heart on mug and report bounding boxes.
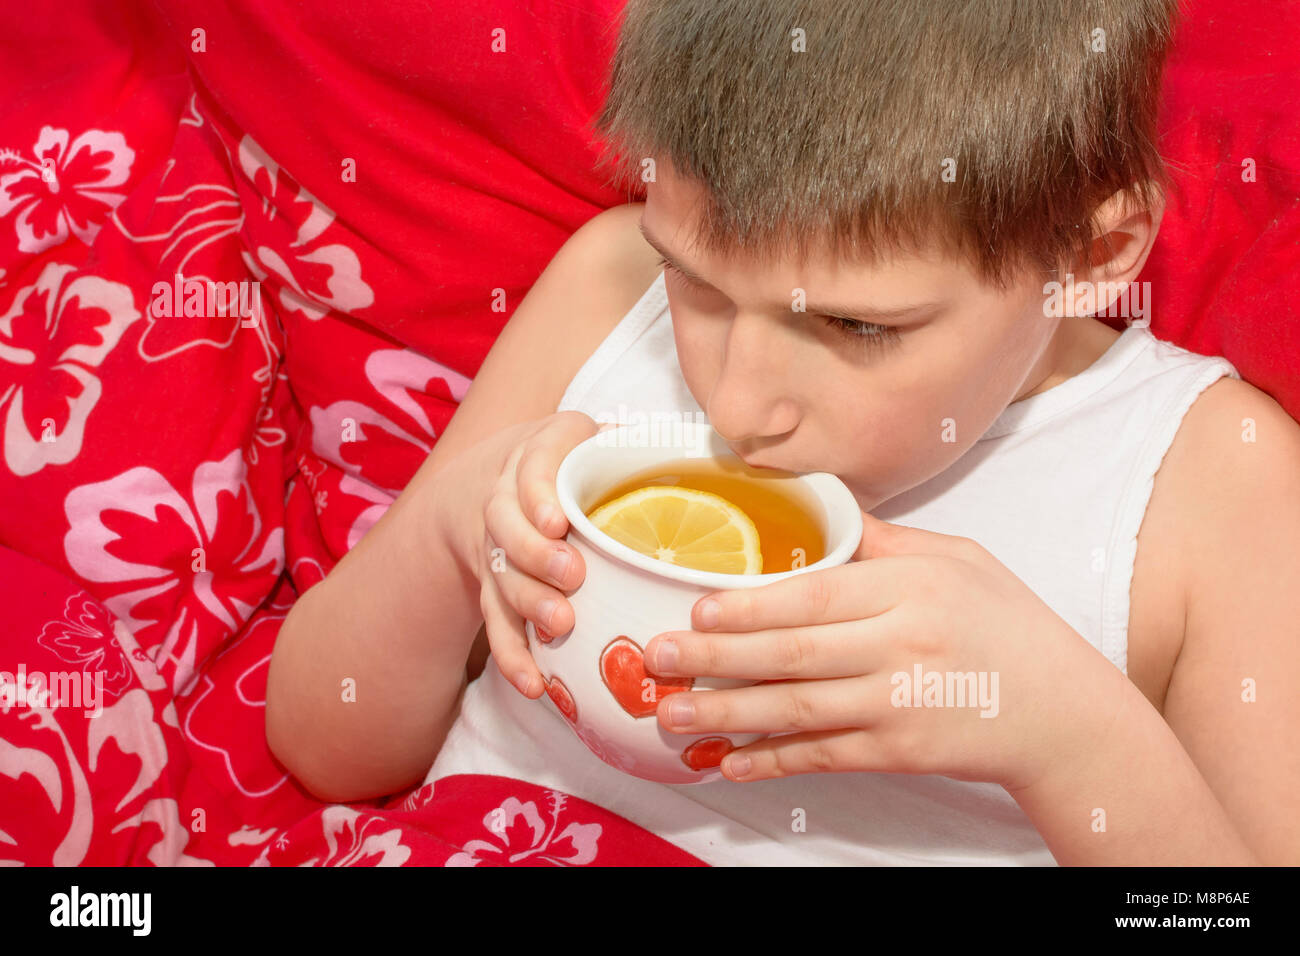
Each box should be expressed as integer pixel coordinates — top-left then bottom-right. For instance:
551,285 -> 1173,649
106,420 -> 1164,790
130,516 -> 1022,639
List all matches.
599,636 -> 693,718
681,736 -> 735,771
545,675 -> 578,723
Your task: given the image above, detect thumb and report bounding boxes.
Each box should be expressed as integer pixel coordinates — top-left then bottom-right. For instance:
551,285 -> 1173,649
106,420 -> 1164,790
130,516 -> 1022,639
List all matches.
854,511 -> 915,560
854,510 -> 977,561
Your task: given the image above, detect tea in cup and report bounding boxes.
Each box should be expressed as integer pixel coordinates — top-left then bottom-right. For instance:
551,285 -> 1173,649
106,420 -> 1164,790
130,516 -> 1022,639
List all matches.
526,421 -> 862,784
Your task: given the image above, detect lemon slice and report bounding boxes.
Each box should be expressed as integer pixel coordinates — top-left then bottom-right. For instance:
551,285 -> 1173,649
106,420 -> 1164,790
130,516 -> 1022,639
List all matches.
587,486 -> 763,574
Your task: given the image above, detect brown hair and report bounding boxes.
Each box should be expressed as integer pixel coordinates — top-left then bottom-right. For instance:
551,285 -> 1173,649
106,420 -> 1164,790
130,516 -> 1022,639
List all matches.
592,0 -> 1180,288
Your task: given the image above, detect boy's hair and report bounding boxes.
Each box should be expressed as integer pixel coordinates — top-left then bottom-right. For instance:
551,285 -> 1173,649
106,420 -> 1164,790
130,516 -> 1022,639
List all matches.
592,0 -> 1180,288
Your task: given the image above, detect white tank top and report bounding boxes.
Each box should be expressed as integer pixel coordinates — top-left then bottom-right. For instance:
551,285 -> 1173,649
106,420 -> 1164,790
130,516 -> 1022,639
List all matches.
426,272 -> 1239,865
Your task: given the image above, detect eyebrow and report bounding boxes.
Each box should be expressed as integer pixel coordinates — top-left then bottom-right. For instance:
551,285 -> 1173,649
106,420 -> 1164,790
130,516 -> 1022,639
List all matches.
638,219 -> 943,324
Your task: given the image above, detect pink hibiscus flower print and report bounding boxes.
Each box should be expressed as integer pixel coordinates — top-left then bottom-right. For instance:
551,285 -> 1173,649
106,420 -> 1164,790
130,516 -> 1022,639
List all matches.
236,136 -> 373,321
310,347 -> 471,548
36,593 -> 135,699
0,261 -> 140,476
302,807 -> 412,867
0,127 -> 135,254
445,791 -> 602,866
63,449 -> 284,696
251,807 -> 412,867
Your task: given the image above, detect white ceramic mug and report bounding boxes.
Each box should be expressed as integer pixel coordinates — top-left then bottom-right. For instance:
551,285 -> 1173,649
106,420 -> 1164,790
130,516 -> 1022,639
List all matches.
525,420 -> 863,784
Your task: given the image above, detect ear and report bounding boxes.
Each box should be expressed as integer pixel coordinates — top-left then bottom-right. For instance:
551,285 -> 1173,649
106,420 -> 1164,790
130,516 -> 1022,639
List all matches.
1064,184 -> 1165,316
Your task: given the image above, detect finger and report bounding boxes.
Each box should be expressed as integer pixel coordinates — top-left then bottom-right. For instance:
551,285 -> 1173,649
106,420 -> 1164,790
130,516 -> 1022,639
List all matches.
479,548 -> 544,699
646,612 -> 898,680
719,728 -> 888,781
691,560 -> 904,632
517,411 -> 600,538
855,510 -> 990,565
491,553 -> 576,638
484,480 -> 585,591
657,675 -> 878,735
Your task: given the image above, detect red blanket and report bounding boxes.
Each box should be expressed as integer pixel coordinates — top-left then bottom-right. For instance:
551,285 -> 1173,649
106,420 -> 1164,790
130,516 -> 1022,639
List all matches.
1,0 -> 1296,866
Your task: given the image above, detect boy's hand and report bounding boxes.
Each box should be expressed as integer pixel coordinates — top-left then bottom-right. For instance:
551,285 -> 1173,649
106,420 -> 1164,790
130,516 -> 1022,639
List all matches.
470,411 -> 611,699
642,512 -> 1134,791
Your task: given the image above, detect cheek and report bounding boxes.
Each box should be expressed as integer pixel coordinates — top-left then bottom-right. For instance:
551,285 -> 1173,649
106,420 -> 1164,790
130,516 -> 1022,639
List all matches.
950,310 -> 1052,419
828,339 -> 1004,496
868,308 -> 1047,487
669,307 -> 722,403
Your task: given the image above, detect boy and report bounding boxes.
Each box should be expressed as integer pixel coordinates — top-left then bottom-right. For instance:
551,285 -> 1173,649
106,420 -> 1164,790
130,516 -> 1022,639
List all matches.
266,0 -> 1299,864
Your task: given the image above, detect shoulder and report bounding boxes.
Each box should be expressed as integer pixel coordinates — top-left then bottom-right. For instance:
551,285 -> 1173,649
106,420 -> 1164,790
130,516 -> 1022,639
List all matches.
1162,375 -> 1300,510
1147,372 -> 1300,651
519,199 -> 662,392
511,201 -> 662,391
1127,372 -> 1300,709
421,203 -> 662,467
578,201 -> 660,277
549,202 -> 662,305
486,200 -> 660,390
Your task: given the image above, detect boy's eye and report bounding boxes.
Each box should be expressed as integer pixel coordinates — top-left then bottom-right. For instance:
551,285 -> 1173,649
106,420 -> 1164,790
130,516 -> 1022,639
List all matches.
657,257 -> 705,290
821,315 -> 901,351
658,256 -> 902,353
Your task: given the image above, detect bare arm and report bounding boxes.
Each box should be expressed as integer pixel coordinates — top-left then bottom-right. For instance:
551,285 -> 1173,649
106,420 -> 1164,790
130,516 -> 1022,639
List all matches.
265,425 -> 518,805
1010,378 -> 1300,864
265,203 -> 660,803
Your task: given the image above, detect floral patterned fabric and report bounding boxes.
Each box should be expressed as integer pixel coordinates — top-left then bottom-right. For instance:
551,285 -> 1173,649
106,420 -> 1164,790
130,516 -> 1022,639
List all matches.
1,0 -> 703,866
0,538 -> 703,865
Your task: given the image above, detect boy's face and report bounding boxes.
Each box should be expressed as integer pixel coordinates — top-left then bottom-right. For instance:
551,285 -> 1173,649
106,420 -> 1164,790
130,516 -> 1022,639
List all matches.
641,162 -> 1064,511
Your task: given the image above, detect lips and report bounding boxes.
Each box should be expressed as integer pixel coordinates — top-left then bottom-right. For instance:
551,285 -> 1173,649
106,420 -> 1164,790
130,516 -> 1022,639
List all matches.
732,448 -> 789,471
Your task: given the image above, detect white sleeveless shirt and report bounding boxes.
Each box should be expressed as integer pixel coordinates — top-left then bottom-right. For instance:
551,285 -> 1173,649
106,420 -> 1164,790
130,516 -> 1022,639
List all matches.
426,272 -> 1239,865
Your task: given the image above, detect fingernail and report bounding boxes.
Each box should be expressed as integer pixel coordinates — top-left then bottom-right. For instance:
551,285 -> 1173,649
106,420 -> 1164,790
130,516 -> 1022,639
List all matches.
650,639 -> 678,673
697,599 -> 720,629
546,548 -> 571,583
667,695 -> 694,726
538,598 -> 558,631
515,672 -> 533,696
727,754 -> 752,777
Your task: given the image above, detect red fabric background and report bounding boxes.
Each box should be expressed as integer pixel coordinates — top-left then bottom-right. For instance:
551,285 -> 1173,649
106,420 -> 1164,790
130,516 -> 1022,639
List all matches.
1133,1 -> 1300,414
0,0 -> 1295,866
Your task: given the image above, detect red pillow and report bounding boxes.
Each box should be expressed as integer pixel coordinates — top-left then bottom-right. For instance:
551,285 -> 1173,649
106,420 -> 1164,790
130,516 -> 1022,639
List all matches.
149,0 -> 637,581
1136,0 -> 1300,420
152,0 -> 1297,431
148,0 -> 1300,588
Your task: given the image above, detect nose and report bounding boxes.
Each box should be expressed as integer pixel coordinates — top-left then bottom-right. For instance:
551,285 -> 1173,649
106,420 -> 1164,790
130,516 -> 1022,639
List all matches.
706,311 -> 800,446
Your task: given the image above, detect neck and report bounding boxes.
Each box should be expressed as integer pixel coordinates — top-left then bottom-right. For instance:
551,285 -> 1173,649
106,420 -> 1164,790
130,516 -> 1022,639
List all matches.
1013,317 -> 1121,402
